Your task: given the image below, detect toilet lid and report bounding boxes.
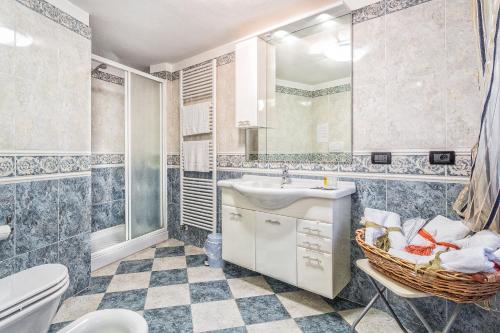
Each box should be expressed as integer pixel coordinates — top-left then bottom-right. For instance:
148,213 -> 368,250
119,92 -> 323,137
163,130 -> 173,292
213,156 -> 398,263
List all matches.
0,264 -> 68,315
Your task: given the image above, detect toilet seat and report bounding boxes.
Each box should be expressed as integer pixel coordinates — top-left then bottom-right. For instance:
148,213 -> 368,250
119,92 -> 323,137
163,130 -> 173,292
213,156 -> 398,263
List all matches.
0,264 -> 69,320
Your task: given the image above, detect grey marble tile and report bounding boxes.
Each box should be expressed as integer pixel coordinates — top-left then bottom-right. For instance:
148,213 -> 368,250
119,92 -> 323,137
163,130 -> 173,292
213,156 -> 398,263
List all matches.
236,295 -> 290,325
0,183 -> 15,261
322,297 -> 361,311
186,254 -> 207,267
91,202 -> 112,232
91,168 -> 112,204
116,259 -> 154,274
59,232 -> 91,298
111,167 -> 125,200
223,262 -> 260,279
388,155 -> 445,175
0,258 -> 15,279
111,200 -> 125,228
150,268 -> 188,287
446,183 -> 465,220
59,177 -> 91,240
15,243 -> 58,272
295,313 -> 351,333
15,180 -> 58,254
78,276 -> 113,295
449,301 -> 500,333
155,246 -> 185,258
263,275 -> 300,294
387,180 -> 446,220
0,156 -> 15,177
190,280 -> 232,303
48,321 -> 71,333
143,305 -> 193,333
205,328 -> 247,333
98,289 -> 147,311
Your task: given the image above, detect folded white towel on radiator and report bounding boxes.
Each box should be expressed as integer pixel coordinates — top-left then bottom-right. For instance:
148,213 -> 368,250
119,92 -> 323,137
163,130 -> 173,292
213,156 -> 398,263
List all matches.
439,247 -> 497,273
388,248 -> 434,265
183,140 -> 210,172
406,215 -> 470,254
453,230 -> 500,250
362,208 -> 407,250
182,102 -> 211,136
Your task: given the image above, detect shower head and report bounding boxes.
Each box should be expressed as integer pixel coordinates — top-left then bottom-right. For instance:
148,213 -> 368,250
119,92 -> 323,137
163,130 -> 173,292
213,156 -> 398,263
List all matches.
91,63 -> 107,75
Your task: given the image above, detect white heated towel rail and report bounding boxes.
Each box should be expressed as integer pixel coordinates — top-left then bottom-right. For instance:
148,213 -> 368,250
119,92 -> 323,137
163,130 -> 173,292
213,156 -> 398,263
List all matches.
180,59 -> 217,232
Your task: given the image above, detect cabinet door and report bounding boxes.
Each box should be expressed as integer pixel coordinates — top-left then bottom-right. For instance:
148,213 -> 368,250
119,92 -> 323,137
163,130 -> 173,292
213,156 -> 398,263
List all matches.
222,205 -> 255,270
297,247 -> 333,298
255,212 -> 297,285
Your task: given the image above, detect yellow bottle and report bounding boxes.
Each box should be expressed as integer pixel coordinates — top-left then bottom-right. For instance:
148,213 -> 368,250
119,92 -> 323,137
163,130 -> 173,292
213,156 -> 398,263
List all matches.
323,176 -> 328,187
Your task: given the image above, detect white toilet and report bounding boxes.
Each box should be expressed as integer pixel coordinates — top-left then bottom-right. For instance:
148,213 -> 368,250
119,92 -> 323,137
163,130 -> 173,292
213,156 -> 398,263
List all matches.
0,264 -> 147,333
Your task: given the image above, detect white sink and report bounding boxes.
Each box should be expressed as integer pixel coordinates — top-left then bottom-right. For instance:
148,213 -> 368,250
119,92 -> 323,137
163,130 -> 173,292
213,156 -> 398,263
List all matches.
218,175 -> 355,209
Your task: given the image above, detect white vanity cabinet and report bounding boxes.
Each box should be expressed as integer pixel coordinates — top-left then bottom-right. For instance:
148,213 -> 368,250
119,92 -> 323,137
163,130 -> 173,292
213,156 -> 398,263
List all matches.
219,176 -> 354,299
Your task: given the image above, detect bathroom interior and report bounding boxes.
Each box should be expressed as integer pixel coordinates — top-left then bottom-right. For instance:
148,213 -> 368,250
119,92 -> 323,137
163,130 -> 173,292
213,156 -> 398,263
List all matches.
0,0 -> 499,332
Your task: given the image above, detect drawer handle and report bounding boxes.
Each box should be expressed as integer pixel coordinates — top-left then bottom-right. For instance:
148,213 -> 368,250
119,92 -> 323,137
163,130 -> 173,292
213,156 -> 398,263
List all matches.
302,241 -> 320,248
265,219 -> 281,225
303,256 -> 322,264
230,212 -> 242,217
303,227 -> 321,234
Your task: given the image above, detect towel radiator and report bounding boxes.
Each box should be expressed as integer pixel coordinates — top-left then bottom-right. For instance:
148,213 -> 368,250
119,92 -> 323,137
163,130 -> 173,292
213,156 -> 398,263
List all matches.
179,59 -> 217,232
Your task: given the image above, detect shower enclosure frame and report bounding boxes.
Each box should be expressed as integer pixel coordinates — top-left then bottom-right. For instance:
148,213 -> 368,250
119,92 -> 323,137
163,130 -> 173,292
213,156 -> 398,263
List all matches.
91,54 -> 168,270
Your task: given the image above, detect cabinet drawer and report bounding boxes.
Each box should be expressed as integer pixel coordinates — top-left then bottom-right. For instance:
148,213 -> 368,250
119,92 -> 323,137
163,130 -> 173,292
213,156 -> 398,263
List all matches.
297,247 -> 333,298
297,233 -> 332,254
297,219 -> 332,239
222,205 -> 255,270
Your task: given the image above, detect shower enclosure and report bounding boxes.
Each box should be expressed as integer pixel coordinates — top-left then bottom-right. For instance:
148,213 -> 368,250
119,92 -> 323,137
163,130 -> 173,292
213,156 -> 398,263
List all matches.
90,55 -> 167,269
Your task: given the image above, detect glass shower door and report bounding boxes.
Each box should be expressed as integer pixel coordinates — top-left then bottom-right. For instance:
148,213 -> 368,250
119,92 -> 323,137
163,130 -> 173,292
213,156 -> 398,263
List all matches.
128,73 -> 163,238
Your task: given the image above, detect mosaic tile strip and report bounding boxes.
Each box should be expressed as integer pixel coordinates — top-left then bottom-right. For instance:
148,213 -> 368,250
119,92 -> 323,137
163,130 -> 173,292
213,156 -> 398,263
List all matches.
16,0 -> 91,39
352,0 -> 386,24
0,155 -> 90,178
385,0 -> 432,14
276,84 -> 351,98
339,155 -> 387,173
91,154 -> 125,166
91,71 -> 124,86
167,154 -> 180,166
388,155 -> 445,176
447,154 -> 472,177
151,71 -> 180,81
216,52 -> 235,66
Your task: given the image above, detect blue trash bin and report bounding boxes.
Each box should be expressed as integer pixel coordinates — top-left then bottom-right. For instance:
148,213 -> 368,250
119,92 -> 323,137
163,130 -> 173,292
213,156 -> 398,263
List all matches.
204,233 -> 224,268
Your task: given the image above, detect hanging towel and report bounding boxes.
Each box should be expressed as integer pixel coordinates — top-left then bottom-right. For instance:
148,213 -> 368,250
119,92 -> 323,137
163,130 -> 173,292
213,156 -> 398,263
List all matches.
388,248 -> 434,265
182,102 -> 211,136
402,218 -> 428,243
183,141 -> 210,172
362,208 -> 407,250
405,215 -> 470,255
453,230 -> 500,250
438,247 -> 497,273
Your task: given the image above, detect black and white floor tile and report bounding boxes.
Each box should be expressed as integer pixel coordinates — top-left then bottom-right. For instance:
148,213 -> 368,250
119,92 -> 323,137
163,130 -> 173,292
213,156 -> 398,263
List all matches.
49,239 -> 405,333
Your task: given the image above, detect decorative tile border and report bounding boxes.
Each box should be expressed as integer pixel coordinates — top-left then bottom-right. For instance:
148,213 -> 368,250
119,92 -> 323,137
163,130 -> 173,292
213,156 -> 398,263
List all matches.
447,154 -> 472,177
167,154 -> 180,166
216,52 -> 235,67
276,84 -> 351,98
16,0 -> 91,39
151,71 -> 180,81
388,155 -> 445,176
91,71 -> 124,86
353,0 -> 433,25
0,155 -> 91,178
91,154 -> 125,166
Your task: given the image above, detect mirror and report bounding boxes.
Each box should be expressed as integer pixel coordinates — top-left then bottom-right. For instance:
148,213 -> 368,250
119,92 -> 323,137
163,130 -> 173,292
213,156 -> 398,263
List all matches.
248,12 -> 352,163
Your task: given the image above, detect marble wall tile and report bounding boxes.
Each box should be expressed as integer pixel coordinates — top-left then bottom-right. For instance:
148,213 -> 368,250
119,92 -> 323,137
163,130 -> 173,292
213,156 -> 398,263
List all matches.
387,180 -> 446,220
166,80 -> 180,154
0,184 -> 15,262
91,168 -> 112,204
91,202 -> 112,233
388,155 -> 445,175
0,258 -> 15,279
0,75 -> 16,149
111,167 -> 125,200
449,301 -> 500,333
59,176 -> 91,240
15,243 -> 59,273
15,180 -> 58,254
339,155 -> 387,174
58,232 -> 91,298
111,200 -> 125,228
446,182 -> 465,220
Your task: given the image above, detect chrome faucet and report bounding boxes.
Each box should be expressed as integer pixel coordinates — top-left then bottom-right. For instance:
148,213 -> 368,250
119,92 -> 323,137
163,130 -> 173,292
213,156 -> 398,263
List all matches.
281,164 -> 291,187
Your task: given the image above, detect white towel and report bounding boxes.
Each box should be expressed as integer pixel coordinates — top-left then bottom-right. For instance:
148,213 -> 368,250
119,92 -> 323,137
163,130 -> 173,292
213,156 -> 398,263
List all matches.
183,141 -> 210,172
407,215 -> 470,254
182,102 -> 211,136
439,247 -> 497,273
388,248 -> 434,265
494,249 -> 500,265
362,208 -> 407,250
453,230 -> 500,250
402,218 -> 427,243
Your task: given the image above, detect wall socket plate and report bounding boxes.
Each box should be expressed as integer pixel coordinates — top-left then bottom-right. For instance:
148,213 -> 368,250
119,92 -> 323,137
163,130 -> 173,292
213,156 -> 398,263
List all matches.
371,152 -> 392,164
429,151 -> 455,165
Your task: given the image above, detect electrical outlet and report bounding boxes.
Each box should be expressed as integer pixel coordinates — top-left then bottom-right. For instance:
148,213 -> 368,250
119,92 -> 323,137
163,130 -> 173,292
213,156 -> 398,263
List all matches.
371,152 -> 392,164
429,151 -> 455,165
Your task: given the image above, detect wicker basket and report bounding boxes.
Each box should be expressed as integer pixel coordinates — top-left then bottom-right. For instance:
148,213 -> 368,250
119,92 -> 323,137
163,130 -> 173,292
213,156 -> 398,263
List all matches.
355,229 -> 500,303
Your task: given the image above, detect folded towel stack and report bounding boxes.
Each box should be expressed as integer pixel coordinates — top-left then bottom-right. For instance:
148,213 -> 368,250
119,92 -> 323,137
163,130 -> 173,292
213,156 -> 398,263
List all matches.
362,208 -> 407,250
439,247 -> 498,273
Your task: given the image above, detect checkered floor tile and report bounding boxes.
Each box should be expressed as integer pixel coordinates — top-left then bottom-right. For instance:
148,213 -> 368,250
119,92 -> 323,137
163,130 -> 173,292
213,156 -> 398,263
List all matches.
49,240 -> 405,333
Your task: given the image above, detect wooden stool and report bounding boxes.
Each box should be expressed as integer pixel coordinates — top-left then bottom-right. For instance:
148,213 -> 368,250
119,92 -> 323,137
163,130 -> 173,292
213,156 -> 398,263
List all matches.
352,259 -> 463,333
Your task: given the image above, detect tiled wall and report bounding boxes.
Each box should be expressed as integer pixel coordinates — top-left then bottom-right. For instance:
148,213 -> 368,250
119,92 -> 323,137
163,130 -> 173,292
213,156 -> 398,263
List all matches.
0,0 -> 91,299
91,166 -> 125,232
160,0 -> 497,331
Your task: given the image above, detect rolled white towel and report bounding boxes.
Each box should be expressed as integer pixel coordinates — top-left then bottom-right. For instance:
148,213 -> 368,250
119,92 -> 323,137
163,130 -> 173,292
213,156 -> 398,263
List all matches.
402,218 -> 427,243
363,208 -> 407,249
439,247 -> 497,273
495,249 -> 500,265
453,230 -> 500,250
388,248 -> 434,265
